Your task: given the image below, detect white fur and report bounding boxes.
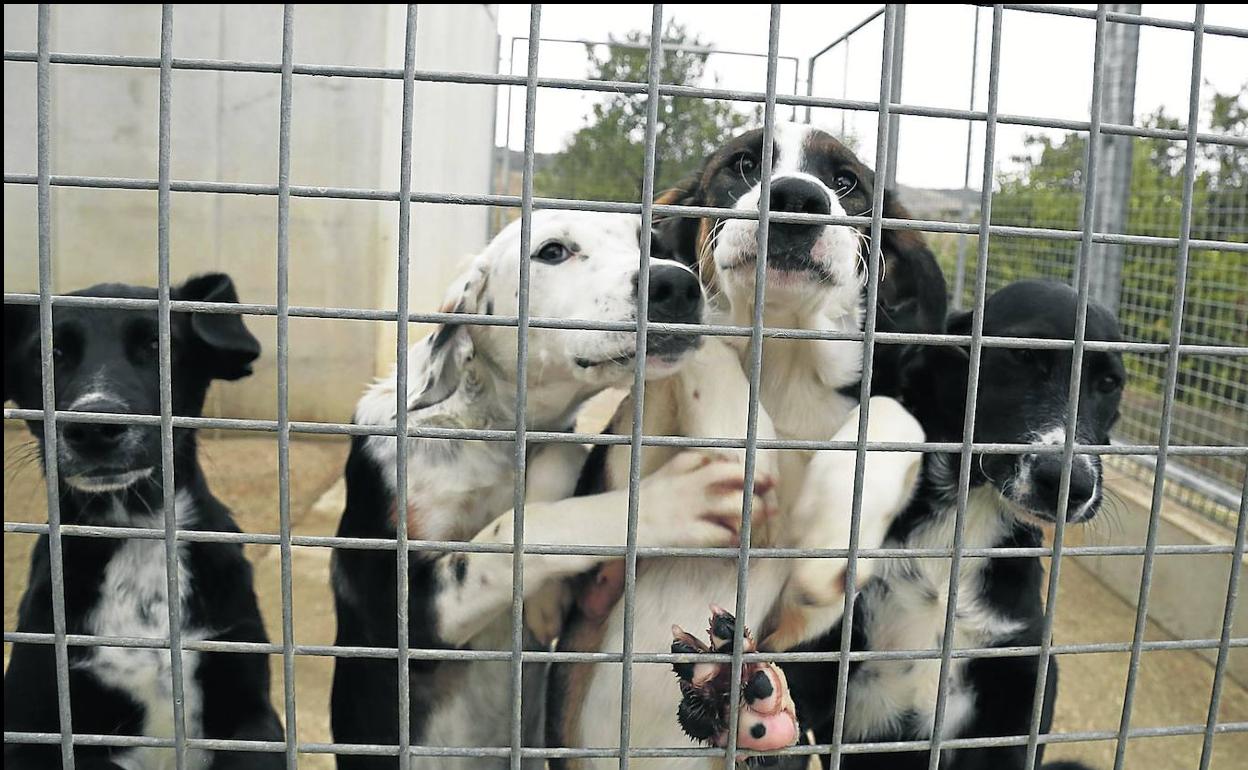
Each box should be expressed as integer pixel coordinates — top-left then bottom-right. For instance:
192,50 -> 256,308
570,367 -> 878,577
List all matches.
845,485 -> 1025,744
347,211 -> 761,763
76,489 -> 211,770
563,124 -> 927,768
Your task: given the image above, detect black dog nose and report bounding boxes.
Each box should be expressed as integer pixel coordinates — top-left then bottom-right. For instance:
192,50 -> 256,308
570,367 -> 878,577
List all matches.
63,421 -> 130,457
646,264 -> 703,324
1031,455 -> 1096,518
770,177 -> 832,216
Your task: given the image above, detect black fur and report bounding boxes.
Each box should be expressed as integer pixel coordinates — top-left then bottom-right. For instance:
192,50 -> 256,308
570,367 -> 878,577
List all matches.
791,281 -> 1124,769
3,275 -> 281,770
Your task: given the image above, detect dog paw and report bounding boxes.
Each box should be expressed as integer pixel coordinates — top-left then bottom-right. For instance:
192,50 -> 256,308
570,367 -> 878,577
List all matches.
643,451 -> 779,548
525,581 -> 574,646
671,605 -> 798,763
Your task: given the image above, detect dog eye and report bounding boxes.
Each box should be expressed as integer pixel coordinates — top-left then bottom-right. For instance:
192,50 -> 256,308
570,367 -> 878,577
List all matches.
732,153 -> 758,176
832,171 -> 858,195
533,242 -> 572,264
1096,374 -> 1123,393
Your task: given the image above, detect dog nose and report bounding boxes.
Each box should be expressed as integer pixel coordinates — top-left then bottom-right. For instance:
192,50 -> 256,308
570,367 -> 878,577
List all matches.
62,420 -> 131,458
770,177 -> 832,217
646,265 -> 703,324
1031,455 -> 1096,518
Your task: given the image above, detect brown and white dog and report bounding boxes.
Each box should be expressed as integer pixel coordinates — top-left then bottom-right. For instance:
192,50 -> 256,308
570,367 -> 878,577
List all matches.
546,123 -> 945,768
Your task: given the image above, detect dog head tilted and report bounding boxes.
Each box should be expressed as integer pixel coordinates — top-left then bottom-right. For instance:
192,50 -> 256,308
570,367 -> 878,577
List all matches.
410,211 -> 708,422
4,272 -> 260,495
902,280 -> 1125,525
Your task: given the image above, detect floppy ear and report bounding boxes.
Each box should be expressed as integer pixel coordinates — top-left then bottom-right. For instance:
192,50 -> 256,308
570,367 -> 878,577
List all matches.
410,261 -> 490,411
653,177 -> 702,270
176,273 -> 262,381
4,302 -> 37,404
898,308 -> 972,438
877,190 -> 948,338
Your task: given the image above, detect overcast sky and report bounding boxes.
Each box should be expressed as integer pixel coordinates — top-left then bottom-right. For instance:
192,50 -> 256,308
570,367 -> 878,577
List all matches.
494,4 -> 1247,190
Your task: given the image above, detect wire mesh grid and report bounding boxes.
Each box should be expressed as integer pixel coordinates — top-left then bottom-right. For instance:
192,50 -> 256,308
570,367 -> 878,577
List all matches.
2,3 -> 1247,769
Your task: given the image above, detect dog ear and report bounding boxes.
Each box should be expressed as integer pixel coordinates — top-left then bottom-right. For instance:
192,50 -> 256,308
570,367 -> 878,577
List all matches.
653,176 -> 706,274
176,273 -> 262,381
877,190 -> 948,338
410,261 -> 490,411
4,301 -> 37,404
898,308 -> 972,437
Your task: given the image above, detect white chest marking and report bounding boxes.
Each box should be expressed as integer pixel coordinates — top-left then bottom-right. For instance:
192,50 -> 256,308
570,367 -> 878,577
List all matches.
845,486 -> 1025,744
77,490 -> 211,770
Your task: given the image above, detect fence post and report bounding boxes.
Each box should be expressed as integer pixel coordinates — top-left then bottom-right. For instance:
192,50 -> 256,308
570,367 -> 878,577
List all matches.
884,4 -> 905,190
1087,4 -> 1141,313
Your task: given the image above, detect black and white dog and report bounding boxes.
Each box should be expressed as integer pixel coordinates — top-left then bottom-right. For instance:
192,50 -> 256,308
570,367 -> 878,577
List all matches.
802,280 -> 1123,770
547,123 -> 943,768
4,274 -> 283,770
678,281 -> 1120,769
330,211 -> 773,769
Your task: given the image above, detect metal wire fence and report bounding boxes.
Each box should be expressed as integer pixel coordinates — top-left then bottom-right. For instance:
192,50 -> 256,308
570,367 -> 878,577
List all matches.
943,182 -> 1247,528
3,4 -> 1247,770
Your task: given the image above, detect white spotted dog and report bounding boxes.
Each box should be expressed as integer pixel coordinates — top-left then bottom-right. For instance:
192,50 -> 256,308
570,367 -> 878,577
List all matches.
828,280 -> 1122,770
547,123 -> 940,769
4,275 -> 283,770
329,211 -> 775,770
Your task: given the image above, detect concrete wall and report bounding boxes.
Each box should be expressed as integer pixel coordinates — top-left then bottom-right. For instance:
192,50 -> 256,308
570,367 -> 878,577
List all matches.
3,4 -> 499,423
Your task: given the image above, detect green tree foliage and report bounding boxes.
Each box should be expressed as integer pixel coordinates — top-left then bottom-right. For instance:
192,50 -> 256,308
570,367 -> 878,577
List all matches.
935,86 -> 1246,504
535,21 -> 758,202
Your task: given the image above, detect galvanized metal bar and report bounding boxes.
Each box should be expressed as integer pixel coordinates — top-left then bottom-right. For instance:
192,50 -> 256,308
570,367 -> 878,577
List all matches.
393,6 -> 420,769
951,5 -> 982,310
275,6 -> 299,768
616,6 -> 665,767
32,5 -> 76,768
10,175 -> 1248,251
1111,7 -> 1208,769
1023,6 -> 1110,766
1000,2 -> 1244,36
9,175 -> 1248,251
8,406 -> 1248,456
808,6 -> 886,61
5,520 -> 1241,560
508,7 -> 542,768
7,50 -> 1248,148
721,6 -> 782,767
9,719 -> 1244,760
6,292 -> 1247,355
828,7 -> 899,767
924,5 -> 1003,766
884,5 -> 905,190
154,6 -> 190,769
1199,470 -> 1248,770
8,627 -> 1243,663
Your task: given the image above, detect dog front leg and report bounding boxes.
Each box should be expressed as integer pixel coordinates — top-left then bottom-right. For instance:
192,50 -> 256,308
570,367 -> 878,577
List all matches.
765,396 -> 923,651
431,449 -> 778,648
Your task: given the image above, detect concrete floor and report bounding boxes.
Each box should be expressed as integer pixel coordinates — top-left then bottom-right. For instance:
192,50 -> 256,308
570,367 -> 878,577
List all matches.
4,427 -> 1246,768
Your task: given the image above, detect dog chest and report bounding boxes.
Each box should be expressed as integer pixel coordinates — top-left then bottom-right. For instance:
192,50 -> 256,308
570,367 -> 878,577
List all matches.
77,496 -> 210,770
844,487 -> 1023,744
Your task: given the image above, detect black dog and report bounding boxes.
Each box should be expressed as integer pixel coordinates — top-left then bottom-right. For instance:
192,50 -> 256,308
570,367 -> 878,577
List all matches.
4,274 -> 284,770
776,279 -> 1121,769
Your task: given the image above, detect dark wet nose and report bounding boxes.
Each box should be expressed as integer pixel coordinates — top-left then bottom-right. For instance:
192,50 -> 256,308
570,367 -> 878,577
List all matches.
1031,455 -> 1096,518
62,420 -> 131,458
646,264 -> 703,325
770,177 -> 831,216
